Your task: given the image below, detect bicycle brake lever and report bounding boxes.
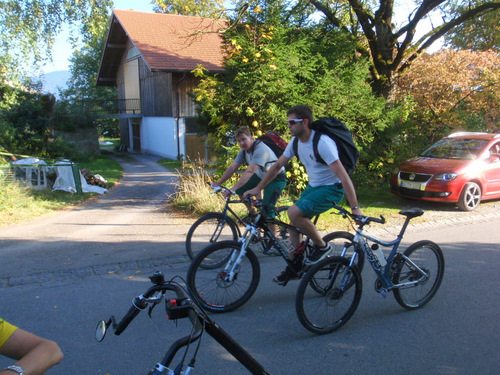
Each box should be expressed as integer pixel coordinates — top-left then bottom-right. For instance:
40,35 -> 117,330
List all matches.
148,303 -> 157,319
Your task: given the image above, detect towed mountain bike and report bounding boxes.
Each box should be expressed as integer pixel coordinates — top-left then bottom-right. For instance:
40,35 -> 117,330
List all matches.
95,271 -> 271,375
295,203 -> 445,334
185,185 -> 289,262
186,198 -> 365,313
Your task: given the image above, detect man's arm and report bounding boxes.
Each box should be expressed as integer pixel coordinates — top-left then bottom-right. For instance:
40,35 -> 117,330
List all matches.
329,160 -> 363,216
213,162 -> 241,187
0,328 -> 63,375
231,163 -> 259,192
243,154 -> 290,198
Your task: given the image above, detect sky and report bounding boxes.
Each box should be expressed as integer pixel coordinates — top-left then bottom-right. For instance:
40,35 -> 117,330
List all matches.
42,0 -> 155,73
42,0 -> 443,74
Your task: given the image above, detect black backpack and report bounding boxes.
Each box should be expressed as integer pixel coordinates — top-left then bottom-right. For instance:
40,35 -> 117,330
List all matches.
292,117 -> 359,174
255,131 -> 288,158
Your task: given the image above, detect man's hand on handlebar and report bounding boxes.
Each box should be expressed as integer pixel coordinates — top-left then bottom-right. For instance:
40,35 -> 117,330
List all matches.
243,187 -> 261,199
351,207 -> 363,225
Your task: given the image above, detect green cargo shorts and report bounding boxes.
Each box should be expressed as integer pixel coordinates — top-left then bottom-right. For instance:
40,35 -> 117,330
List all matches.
236,173 -> 286,217
295,183 -> 345,218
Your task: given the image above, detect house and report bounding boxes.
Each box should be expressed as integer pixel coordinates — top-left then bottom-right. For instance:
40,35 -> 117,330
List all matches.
96,9 -> 227,161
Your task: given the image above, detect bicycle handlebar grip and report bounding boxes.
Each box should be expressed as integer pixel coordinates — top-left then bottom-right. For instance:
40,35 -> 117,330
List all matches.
114,297 -> 147,335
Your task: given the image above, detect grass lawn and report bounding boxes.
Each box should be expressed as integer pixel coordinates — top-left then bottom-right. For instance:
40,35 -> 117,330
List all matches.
0,155 -> 123,227
157,158 -> 417,230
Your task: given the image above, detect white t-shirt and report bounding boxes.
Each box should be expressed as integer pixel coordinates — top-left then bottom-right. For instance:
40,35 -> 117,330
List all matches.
235,140 -> 285,179
283,130 -> 341,187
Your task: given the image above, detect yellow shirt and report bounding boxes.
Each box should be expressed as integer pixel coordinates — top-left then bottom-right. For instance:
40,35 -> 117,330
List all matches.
0,319 -> 18,348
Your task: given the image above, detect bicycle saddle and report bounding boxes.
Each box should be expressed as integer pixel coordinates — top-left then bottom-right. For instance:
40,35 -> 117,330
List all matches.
399,209 -> 424,218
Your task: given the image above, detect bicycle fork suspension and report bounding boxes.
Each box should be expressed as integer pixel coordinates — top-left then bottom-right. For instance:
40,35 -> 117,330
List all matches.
222,226 -> 257,282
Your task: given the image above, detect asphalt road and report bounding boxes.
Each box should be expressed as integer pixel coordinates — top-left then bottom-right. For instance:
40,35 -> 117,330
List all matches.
0,153 -> 499,375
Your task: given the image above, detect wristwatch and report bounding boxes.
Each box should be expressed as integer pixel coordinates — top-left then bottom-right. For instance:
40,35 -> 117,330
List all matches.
4,365 -> 25,375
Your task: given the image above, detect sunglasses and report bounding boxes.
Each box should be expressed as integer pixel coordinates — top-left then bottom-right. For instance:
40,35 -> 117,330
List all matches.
287,119 -> 304,125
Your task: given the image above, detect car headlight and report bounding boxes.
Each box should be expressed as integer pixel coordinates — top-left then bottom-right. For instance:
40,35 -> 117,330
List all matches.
434,173 -> 458,181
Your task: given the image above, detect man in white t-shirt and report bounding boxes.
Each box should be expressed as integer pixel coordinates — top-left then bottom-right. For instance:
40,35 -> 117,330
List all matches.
244,105 -> 363,285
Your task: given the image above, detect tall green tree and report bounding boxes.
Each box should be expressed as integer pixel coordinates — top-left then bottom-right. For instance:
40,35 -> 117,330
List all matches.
153,0 -> 227,17
0,0 -> 107,81
193,1 -> 397,189
57,0 -> 119,136
306,0 -> 500,101
444,0 -> 500,51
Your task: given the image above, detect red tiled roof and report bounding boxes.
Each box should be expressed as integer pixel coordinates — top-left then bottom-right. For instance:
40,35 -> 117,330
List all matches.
113,9 -> 227,72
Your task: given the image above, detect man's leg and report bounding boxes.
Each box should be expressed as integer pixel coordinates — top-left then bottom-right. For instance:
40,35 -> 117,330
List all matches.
262,178 -> 286,237
235,174 -> 262,217
288,205 -> 324,248
292,184 -> 345,264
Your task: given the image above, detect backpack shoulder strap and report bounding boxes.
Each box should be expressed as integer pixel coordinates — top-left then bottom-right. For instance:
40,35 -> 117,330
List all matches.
292,137 -> 299,160
312,130 -> 326,165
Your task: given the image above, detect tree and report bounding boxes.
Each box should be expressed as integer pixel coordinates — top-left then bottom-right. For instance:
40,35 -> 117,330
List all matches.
0,0 -> 105,80
397,49 -> 500,134
193,1 -> 398,190
307,0 -> 500,101
444,0 -> 500,51
153,0 -> 227,17
57,0 -> 119,137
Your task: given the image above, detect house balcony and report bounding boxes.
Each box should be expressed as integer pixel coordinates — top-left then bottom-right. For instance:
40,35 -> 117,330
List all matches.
81,99 -> 142,119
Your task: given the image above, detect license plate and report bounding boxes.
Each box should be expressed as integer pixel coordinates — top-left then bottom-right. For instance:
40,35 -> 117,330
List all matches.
400,181 -> 423,190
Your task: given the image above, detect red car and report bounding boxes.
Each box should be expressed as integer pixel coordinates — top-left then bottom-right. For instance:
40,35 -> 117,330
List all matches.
390,132 -> 500,211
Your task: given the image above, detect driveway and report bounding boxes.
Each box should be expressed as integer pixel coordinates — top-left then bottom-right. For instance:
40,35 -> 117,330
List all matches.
0,153 -> 191,288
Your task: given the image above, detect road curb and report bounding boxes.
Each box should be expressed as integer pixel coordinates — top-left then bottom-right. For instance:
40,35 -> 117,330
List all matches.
0,255 -> 190,289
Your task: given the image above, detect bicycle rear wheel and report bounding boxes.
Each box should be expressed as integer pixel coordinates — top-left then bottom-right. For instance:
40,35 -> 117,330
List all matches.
185,212 -> 240,262
186,241 -> 261,313
322,231 -> 364,272
392,240 -> 445,310
296,256 -> 362,334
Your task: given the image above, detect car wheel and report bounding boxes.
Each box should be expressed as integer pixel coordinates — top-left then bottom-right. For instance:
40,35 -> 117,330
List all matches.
457,182 -> 481,211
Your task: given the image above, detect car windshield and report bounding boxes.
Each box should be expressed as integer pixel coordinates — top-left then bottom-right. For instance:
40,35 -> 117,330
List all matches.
421,138 -> 489,160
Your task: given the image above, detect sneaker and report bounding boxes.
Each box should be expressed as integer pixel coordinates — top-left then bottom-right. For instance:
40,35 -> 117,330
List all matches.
273,266 -> 299,286
262,240 -> 280,256
305,243 -> 332,265
263,246 -> 280,256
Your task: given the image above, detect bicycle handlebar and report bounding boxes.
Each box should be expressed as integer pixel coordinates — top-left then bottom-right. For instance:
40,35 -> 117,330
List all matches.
97,271 -> 271,375
332,203 -> 386,226
113,296 -> 147,335
209,183 -> 235,195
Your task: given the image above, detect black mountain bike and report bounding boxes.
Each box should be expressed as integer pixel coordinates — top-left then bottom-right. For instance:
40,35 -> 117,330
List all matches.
186,198 -> 364,313
185,185 -> 289,262
95,271 -> 271,375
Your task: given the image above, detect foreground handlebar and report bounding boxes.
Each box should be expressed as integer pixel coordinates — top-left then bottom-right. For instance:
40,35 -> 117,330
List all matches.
113,297 -> 148,335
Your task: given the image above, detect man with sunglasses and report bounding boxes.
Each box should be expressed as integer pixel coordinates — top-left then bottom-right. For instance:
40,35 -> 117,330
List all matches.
244,104 -> 363,285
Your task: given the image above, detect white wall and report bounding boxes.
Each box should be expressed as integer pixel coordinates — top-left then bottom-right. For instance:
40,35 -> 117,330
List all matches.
138,117 -> 186,160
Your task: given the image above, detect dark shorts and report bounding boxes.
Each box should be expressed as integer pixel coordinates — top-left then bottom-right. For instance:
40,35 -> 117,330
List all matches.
236,174 -> 286,217
295,183 -> 345,218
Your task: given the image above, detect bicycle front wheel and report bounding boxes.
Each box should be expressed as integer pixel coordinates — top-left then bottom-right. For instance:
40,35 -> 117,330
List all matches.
322,231 -> 364,272
392,240 -> 445,310
185,212 -> 240,261
186,241 -> 261,313
296,257 -> 362,334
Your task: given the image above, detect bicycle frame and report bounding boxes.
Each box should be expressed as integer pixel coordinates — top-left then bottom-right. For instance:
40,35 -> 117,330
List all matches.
221,211 -> 319,282
347,215 -> 430,292
205,197 -> 246,244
